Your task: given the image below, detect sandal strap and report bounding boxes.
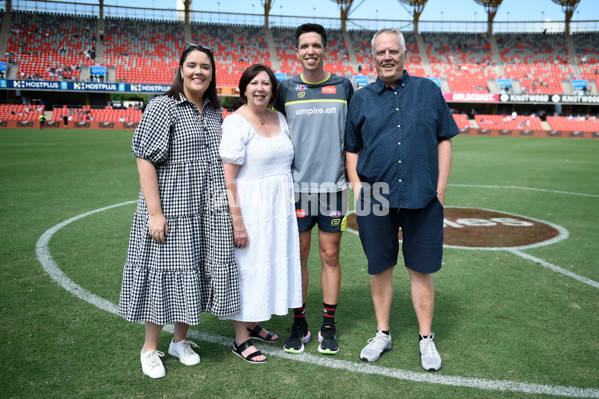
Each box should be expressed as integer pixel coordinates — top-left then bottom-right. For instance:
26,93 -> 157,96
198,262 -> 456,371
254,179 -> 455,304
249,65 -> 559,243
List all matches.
247,324 -> 263,336
244,349 -> 264,361
235,339 -> 255,353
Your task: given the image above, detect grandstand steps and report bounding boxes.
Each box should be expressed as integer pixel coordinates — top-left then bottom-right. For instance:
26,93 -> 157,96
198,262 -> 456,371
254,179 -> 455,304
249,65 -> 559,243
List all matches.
106,67 -> 116,83
6,64 -> 17,79
512,80 -> 522,94
440,77 -> 450,93
0,11 -> 11,57
95,19 -> 105,64
562,80 -> 573,94
80,66 -> 90,81
541,121 -> 550,130
588,81 -> 598,95
488,79 -> 499,93
343,30 -> 359,72
489,35 -> 505,77
264,28 -> 280,71
184,23 -> 191,43
565,34 -> 581,77
415,34 -> 433,76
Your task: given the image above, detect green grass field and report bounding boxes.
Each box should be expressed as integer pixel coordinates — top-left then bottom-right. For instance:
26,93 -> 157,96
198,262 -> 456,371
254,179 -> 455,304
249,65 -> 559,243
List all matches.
1,129 -> 598,398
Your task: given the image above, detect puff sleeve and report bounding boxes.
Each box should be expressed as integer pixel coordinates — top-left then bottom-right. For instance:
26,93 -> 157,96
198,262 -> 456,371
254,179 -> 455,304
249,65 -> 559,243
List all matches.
131,96 -> 174,164
219,114 -> 251,165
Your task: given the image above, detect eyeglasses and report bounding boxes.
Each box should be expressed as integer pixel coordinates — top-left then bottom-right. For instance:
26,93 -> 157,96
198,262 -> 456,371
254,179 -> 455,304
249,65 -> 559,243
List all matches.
184,42 -> 214,52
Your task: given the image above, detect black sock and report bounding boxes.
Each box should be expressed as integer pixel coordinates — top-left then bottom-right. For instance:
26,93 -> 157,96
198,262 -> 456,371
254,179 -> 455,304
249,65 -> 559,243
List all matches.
419,333 -> 430,341
323,302 -> 337,324
379,330 -> 390,336
293,303 -> 306,324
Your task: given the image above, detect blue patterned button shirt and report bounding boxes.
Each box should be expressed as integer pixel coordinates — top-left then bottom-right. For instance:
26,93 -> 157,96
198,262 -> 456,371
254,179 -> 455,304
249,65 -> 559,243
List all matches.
346,71 -> 459,209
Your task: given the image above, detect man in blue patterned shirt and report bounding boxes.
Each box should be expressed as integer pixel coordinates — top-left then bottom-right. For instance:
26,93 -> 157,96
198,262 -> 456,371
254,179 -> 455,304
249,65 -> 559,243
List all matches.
346,28 -> 459,371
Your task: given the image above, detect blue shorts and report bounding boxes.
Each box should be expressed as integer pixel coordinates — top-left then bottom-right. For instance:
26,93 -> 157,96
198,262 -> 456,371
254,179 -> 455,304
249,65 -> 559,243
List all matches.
295,190 -> 348,233
356,196 -> 444,275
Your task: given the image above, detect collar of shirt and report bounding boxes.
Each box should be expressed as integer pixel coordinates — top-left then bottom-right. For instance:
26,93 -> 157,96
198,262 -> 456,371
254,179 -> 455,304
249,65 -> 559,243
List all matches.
372,70 -> 410,93
176,93 -> 210,111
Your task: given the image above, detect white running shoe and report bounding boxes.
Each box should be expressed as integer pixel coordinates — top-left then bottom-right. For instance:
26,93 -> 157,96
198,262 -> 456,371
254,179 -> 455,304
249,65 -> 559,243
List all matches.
140,349 -> 166,379
360,331 -> 392,362
168,339 -> 201,366
419,333 -> 442,371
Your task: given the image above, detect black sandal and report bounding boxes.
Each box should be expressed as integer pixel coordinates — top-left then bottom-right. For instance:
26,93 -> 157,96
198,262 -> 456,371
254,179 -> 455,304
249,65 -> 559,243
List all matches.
247,324 -> 280,342
232,339 -> 267,364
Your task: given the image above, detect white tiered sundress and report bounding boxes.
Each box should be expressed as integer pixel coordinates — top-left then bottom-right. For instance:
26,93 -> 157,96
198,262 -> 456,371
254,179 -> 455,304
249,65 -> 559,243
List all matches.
219,112 -> 302,322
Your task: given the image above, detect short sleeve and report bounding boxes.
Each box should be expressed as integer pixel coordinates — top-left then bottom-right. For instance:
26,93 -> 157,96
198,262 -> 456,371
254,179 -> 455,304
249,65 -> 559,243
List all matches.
131,96 -> 173,163
345,93 -> 364,153
278,112 -> 290,138
219,114 -> 251,165
435,86 -> 460,141
273,81 -> 287,115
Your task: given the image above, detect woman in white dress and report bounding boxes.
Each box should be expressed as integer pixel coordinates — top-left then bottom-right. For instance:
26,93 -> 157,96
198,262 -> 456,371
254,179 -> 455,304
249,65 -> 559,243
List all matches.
220,64 -> 302,363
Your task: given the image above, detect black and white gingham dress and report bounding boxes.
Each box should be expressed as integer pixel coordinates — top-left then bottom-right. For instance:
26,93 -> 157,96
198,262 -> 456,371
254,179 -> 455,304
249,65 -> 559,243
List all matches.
118,95 -> 240,325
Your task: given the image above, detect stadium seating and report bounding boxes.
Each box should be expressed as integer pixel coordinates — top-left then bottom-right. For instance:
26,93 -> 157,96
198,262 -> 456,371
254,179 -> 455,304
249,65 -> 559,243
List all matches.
50,105 -> 142,123
190,24 -> 272,86
546,115 -> 599,132
0,104 -> 44,121
496,33 -> 572,94
475,114 -> 543,130
2,10 -> 597,100
8,11 -> 97,81
452,113 -> 474,130
103,17 -> 183,84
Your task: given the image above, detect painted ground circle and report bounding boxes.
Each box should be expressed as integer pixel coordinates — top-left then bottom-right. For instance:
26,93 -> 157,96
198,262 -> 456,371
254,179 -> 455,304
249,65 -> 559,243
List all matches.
346,206 -> 568,251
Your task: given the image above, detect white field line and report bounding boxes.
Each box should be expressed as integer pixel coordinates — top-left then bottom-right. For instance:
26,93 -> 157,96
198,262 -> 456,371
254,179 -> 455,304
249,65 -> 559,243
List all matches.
35,201 -> 599,398
508,249 -> 599,289
448,184 -> 599,199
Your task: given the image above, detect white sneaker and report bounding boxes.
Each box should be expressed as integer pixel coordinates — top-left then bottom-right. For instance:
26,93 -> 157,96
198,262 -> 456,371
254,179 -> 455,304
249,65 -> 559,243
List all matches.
419,333 -> 442,371
360,331 -> 392,362
168,339 -> 201,366
140,349 -> 166,379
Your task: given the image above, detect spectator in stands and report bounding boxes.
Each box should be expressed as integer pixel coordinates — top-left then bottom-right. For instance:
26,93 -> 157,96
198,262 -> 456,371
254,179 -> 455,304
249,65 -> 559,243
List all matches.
219,64 -> 302,364
118,42 -> 240,379
62,115 -> 68,128
345,28 -> 459,370
274,23 -> 354,356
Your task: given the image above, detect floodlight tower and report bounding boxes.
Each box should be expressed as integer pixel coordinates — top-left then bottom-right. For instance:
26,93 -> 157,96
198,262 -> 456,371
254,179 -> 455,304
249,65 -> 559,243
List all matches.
176,0 -> 192,24
473,0 -> 503,35
261,0 -> 274,28
331,0 -> 355,32
397,0 -> 428,34
551,0 -> 581,34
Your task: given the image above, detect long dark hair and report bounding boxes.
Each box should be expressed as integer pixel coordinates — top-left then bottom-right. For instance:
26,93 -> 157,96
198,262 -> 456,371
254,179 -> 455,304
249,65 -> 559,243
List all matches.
165,44 -> 220,109
238,64 -> 278,107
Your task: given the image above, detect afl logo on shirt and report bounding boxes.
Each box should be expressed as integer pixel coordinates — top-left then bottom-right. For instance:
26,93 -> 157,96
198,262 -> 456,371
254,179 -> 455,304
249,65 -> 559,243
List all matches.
295,85 -> 307,91
322,85 -> 337,94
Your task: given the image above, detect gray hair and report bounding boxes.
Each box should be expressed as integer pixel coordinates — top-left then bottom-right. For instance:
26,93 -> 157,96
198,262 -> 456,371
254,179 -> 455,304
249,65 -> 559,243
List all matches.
371,28 -> 406,56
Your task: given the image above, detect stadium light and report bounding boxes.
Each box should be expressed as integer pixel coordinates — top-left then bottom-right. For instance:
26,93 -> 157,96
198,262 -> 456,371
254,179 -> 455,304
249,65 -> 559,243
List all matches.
473,0 -> 502,35
397,0 -> 428,34
551,0 -> 582,34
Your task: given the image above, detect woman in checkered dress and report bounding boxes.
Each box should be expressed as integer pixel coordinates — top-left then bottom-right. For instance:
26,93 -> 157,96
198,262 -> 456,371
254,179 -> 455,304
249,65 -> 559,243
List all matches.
118,44 -> 240,379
